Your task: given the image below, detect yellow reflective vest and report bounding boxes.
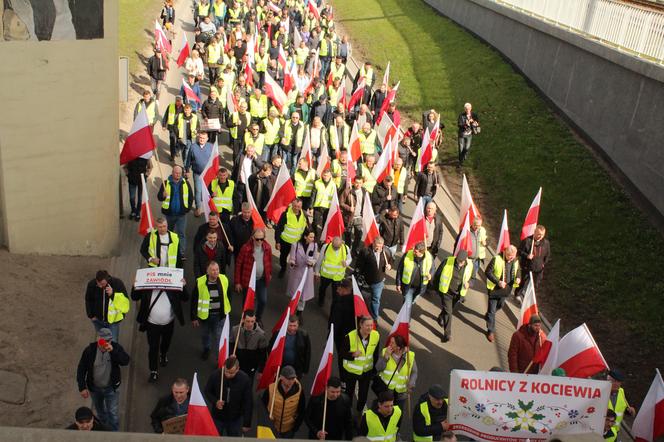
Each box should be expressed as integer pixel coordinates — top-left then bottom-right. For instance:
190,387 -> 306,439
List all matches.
438,256 -> 472,296
401,250 -> 433,286
359,131 -> 378,155
343,330 -> 380,375
161,179 -> 190,211
250,95 -> 268,119
361,164 -> 377,193
263,117 -> 282,145
607,388 -> 628,431
195,274 -> 230,320
379,349 -> 414,393
365,407 -> 402,442
177,113 -> 198,140
244,132 -> 266,155
107,292 -> 130,324
136,100 -> 157,125
319,244 -> 348,281
329,124 -> 350,151
147,230 -> 180,268
280,207 -> 308,244
413,400 -> 449,442
486,255 -> 520,291
197,2 -> 210,16
313,179 -> 335,209
294,168 -> 316,197
210,179 -> 235,213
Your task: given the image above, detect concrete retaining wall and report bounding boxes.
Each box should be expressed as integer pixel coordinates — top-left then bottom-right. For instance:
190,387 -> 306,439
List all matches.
423,0 -> 664,217
0,1 -> 119,254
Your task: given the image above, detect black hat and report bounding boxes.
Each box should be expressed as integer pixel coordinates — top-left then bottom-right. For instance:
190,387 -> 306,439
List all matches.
428,384 -> 446,400
75,407 -> 94,422
608,368 -> 625,382
281,365 -> 297,379
528,315 -> 542,325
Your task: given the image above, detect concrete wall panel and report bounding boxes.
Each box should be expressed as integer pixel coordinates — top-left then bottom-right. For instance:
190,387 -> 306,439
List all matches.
424,0 -> 664,217
0,1 -> 119,255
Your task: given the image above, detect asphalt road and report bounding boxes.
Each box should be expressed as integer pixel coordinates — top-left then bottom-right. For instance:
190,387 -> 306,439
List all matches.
118,3 -> 523,437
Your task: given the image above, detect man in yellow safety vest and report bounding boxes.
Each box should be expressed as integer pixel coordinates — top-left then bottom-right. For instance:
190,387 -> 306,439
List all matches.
315,236 -> 351,307
360,390 -> 402,442
607,369 -> 636,436
341,315 -> 380,413
433,250 -> 472,342
140,217 -> 183,269
485,245 -> 520,343
412,384 -> 450,441
311,169 -> 336,238
396,242 -> 433,305
190,260 -> 230,360
209,167 -> 238,222
85,270 -> 130,342
275,199 -> 309,278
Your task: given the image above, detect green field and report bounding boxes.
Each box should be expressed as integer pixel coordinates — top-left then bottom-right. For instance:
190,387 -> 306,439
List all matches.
332,0 -> 664,345
119,0 -> 164,74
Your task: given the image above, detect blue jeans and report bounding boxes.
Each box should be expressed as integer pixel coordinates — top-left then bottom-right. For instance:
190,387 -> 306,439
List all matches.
486,296 -> 506,333
214,415 -> 242,436
255,277 -> 267,320
387,245 -> 397,257
403,285 -> 427,306
201,312 -> 224,352
320,57 -> 331,79
282,150 -> 296,174
259,147 -> 271,163
180,139 -> 193,163
471,258 -> 482,279
90,385 -> 120,431
458,135 -> 473,163
128,182 -> 142,215
369,280 -> 385,319
91,319 -> 120,342
421,195 -> 433,207
193,173 -> 203,209
165,214 -> 187,256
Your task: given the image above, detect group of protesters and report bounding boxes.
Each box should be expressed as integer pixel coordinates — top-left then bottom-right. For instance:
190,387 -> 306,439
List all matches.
70,0 -> 639,440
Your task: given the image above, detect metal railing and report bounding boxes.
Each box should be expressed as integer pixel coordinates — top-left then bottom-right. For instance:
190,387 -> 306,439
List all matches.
494,0 -> 664,64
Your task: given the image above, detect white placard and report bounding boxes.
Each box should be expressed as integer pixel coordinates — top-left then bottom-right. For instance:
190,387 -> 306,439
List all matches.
448,370 -> 611,442
134,267 -> 184,290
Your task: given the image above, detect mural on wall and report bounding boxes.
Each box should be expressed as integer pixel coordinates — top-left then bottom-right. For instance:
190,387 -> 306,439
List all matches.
1,0 -> 103,41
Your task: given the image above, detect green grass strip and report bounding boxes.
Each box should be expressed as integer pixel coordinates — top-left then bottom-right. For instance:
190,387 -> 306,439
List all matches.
332,0 -> 664,344
119,0 -> 164,74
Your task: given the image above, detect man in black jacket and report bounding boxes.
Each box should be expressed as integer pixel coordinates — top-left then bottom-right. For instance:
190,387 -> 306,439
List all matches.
76,328 -> 130,431
65,407 -> 110,431
414,162 -> 442,207
485,245 -> 521,343
147,47 -> 168,98
193,230 -> 227,277
204,356 -> 253,436
229,203 -> 255,259
379,206 -> 405,256
371,175 -> 397,217
193,210 -> 233,267
268,316 -> 311,378
150,378 -> 190,433
412,384 -> 450,441
517,224 -> 551,298
84,270 -> 129,342
131,284 -> 189,383
201,88 -> 224,144
329,279 -> 357,372
356,238 -> 392,320
305,377 -> 353,440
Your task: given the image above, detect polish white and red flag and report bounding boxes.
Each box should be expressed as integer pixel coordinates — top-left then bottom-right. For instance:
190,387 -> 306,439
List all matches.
217,313 -> 230,369
284,61 -> 297,94
376,81 -> 400,125
226,86 -> 237,114
556,323 -> 608,378
402,197 -> 427,253
348,121 -> 362,162
243,262 -> 257,312
138,173 -> 155,236
293,27 -> 303,48
459,174 -> 481,229
272,269 -> 307,334
265,162 -> 297,223
258,309 -> 290,390
496,209 -> 511,253
346,158 -> 356,188
376,112 -> 397,149
120,107 -> 156,165
362,195 -> 380,247
382,61 -> 390,89
453,210 -> 473,256
316,142 -> 331,177
307,0 -> 321,21
310,325 -> 335,397
387,300 -> 411,346
267,1 -> 281,14
416,128 -> 432,172
176,32 -> 190,67
348,77 -> 366,109
336,80 -> 347,111
154,20 -> 172,53
182,78 -> 201,104
244,62 -> 255,88
245,184 -> 266,229
298,131 -> 313,168
533,319 -> 560,376
278,44 -> 288,71
351,275 -> 371,318
264,71 -> 288,113
321,188 -> 345,243
201,184 -> 218,222
184,373 -> 219,436
517,274 -> 539,328
521,187 -> 542,240
201,141 -> 220,186
632,369 -> 664,442
372,139 -> 393,184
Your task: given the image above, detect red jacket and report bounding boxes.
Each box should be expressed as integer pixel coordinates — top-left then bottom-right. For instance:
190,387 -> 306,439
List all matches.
508,324 -> 547,374
234,239 -> 272,288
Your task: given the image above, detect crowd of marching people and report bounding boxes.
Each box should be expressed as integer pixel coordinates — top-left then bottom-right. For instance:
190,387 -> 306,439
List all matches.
68,0 -> 652,440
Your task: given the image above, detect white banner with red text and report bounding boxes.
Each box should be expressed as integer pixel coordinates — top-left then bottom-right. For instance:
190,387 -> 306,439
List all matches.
134,267 -> 184,290
448,370 -> 611,442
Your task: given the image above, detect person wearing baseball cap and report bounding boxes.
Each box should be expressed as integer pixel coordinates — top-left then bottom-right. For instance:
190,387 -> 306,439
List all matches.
432,249 -> 472,342
413,384 -> 450,441
261,365 -> 306,438
606,368 -> 636,435
65,406 -> 110,431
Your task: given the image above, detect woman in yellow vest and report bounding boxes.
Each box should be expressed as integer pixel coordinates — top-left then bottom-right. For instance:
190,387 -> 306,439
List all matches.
190,261 -> 230,360
360,390 -> 402,442
375,335 -> 416,409
341,316 -> 380,413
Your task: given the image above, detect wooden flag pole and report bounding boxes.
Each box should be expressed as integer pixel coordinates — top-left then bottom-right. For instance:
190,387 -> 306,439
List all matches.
219,366 -> 226,404
232,312 -> 245,356
501,251 -> 506,282
219,221 -> 232,250
523,332 -> 543,374
406,345 -> 412,414
269,365 -> 281,419
321,387 -> 329,438
151,145 -> 166,182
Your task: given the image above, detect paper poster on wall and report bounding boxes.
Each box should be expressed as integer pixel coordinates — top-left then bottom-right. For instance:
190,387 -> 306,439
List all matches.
1,0 -> 103,41
448,369 -> 611,442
